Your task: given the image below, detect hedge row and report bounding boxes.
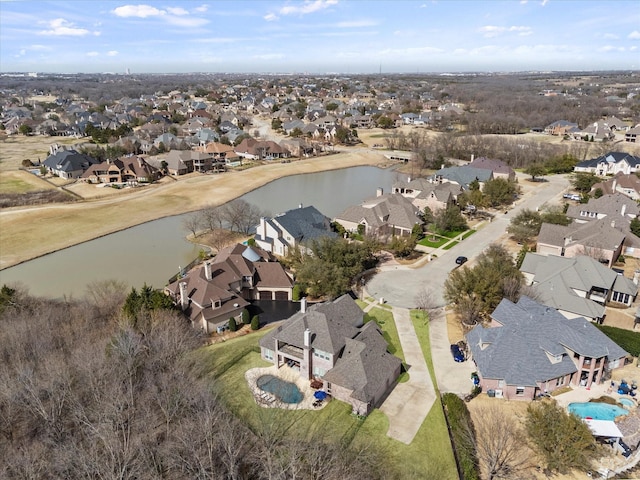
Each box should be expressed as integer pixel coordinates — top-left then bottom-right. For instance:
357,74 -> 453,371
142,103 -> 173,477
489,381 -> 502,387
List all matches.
595,325 -> 640,357
442,393 -> 480,480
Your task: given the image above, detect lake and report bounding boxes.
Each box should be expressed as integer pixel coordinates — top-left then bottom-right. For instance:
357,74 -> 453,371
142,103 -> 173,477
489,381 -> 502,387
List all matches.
0,166 -> 404,298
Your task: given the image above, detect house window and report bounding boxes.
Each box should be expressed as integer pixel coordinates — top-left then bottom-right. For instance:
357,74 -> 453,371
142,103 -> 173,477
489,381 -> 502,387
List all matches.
313,349 -> 330,361
312,366 -> 326,377
612,292 -> 630,304
516,387 -> 525,396
264,349 -> 273,361
556,377 -> 564,386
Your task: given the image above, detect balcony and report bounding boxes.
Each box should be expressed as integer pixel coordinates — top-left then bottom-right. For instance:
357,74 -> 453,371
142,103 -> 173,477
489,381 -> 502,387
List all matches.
279,344 -> 303,359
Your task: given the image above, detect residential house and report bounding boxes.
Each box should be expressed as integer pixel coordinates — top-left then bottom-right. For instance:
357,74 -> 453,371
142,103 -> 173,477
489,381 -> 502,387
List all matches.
195,141 -> 241,165
432,165 -> 493,190
165,244 -> 294,333
545,120 -> 579,136
625,125 -> 640,143
572,120 -> 615,142
468,156 -> 516,181
391,177 -> 461,212
255,205 -> 338,256
154,132 -> 180,150
42,149 -> 100,179
161,150 -> 198,175
334,190 -> 422,238
536,219 -> 625,267
259,295 -> 402,415
82,156 -> 160,184
235,138 -> 290,161
466,296 -> 628,400
574,152 -> 640,176
520,253 -> 638,323
590,173 -> 640,201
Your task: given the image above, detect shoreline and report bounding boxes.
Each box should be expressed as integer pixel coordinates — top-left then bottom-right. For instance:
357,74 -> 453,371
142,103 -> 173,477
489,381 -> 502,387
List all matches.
0,150 -> 392,270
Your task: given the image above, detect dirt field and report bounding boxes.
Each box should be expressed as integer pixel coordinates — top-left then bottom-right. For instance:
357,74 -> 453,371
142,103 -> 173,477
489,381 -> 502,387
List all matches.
0,134 -> 79,172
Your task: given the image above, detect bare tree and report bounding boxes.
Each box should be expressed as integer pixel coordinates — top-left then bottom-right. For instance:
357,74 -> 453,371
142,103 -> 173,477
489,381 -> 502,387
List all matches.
468,404 -> 532,479
414,287 -> 442,321
182,213 -> 201,238
199,204 -> 225,232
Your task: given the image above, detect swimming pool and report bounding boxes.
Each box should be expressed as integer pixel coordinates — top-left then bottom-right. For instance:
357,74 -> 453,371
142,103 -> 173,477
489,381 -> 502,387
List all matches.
257,375 -> 303,404
568,402 -> 629,421
619,398 -> 636,408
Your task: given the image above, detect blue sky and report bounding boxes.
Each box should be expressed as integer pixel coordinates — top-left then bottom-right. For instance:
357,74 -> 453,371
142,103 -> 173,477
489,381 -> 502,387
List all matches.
1,0 -> 639,74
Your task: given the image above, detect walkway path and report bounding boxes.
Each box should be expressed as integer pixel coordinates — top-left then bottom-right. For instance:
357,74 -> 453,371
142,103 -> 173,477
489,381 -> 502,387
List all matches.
363,298 -> 436,444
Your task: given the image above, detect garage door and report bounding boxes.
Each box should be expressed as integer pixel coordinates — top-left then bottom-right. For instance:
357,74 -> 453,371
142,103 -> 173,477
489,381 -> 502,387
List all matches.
259,291 -> 273,300
274,291 -> 289,301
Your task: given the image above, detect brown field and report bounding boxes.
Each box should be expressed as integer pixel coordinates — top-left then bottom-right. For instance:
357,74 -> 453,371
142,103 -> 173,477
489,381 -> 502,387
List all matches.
0,134 -> 79,172
0,170 -> 56,194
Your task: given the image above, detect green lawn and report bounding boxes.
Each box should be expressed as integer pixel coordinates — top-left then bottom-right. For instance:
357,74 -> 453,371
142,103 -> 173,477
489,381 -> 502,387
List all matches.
419,236 -> 449,248
462,229 -> 476,240
443,240 -> 459,250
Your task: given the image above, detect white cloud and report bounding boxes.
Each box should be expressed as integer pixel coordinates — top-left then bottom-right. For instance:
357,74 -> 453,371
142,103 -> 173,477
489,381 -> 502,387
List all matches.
194,5 -> 208,13
38,18 -> 92,36
264,13 -> 278,21
107,50 -> 119,56
541,0 -> 549,5
630,46 -> 638,51
598,45 -> 625,52
602,33 -> 619,40
629,30 -> 640,40
165,16 -> 208,27
479,25 -> 532,38
279,0 -> 338,16
167,7 -> 188,16
112,5 -> 166,18
86,51 -> 99,57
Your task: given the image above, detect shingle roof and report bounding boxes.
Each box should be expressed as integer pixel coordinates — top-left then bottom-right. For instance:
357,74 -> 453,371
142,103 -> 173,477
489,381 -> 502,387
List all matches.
335,193 -> 421,231
434,165 -> 493,189
466,296 -> 628,386
272,206 -> 338,244
575,152 -> 640,171
43,149 -> 99,173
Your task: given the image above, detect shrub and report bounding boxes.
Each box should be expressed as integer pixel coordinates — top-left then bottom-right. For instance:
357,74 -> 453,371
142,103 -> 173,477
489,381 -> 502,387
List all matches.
442,393 -> 480,480
241,308 -> 250,324
251,315 -> 260,331
228,317 -> 237,332
292,284 -> 302,301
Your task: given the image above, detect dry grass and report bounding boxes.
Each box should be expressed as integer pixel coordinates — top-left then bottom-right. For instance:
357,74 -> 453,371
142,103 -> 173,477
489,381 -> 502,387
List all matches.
0,149 -> 389,270
0,170 -> 55,194
0,135 -> 78,172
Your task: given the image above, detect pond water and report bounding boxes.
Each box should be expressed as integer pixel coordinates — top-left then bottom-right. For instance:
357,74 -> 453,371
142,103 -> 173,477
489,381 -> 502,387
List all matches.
568,402 -> 629,421
0,166 -> 403,298
257,374 -> 303,404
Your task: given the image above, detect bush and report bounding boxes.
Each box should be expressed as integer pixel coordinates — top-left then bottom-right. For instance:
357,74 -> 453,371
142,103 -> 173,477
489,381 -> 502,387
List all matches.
292,284 -> 303,301
241,308 -> 250,324
228,317 -> 237,332
442,393 -> 480,480
251,315 -> 260,331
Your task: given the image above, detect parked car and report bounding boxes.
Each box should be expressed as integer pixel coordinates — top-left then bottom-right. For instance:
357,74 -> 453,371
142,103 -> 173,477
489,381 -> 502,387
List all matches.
450,344 -> 465,362
455,256 -> 467,265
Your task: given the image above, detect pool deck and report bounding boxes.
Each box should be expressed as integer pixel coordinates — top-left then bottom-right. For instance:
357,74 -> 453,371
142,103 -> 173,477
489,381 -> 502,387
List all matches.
554,381 -> 638,409
245,365 -> 327,410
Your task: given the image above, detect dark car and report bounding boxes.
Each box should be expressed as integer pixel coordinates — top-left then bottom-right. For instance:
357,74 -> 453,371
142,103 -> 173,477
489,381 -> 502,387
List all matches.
455,256 -> 467,265
450,344 -> 465,362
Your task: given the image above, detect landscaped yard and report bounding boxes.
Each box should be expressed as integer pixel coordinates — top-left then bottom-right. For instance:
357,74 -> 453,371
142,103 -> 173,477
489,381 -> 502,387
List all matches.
193,313 -> 457,479
418,235 -> 449,248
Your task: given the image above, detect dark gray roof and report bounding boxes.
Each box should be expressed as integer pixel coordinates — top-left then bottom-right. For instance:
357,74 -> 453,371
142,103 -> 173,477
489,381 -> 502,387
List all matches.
259,294 -> 364,355
273,205 -> 338,244
466,296 -> 628,386
433,165 -> 493,189
575,152 -> 640,170
42,149 -> 99,173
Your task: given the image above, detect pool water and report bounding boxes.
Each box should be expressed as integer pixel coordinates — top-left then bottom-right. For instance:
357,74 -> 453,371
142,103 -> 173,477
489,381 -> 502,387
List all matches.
619,398 -> 635,408
257,375 -> 303,404
568,402 -> 629,421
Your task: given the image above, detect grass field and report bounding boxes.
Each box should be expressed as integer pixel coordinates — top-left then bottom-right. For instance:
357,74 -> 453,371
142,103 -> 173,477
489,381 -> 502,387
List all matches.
0,170 -> 55,194
194,309 -> 458,479
418,235 -> 449,248
0,134 -> 78,172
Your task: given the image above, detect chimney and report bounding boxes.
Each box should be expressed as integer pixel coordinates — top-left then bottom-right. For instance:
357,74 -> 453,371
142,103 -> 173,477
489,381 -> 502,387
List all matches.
407,176 -> 411,183
612,178 -> 617,192
376,187 -> 383,197
621,204 -> 627,216
300,297 -> 307,313
471,154 -> 474,162
204,261 -> 212,280
304,328 -> 311,348
179,282 -> 188,309
299,203 -> 303,209
633,270 -> 640,285
611,220 -> 616,228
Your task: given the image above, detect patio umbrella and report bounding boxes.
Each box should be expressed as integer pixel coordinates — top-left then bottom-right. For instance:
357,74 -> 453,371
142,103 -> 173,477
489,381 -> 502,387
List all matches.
314,391 -> 327,400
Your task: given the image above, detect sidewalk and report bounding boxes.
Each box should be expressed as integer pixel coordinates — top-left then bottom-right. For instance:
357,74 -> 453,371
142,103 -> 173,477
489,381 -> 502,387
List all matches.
363,297 -> 436,444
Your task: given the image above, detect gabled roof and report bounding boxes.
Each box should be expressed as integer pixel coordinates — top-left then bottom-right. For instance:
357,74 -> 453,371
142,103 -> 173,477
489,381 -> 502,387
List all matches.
468,157 -> 515,176
538,219 -> 625,253
336,193 -> 421,231
566,193 -> 640,220
434,165 -> 493,189
260,294 -> 364,355
575,152 -> 640,170
466,296 -> 628,386
42,149 -> 100,173
271,205 -> 338,245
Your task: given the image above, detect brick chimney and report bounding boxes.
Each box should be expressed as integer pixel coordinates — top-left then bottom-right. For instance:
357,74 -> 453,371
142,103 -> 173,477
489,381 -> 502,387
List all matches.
204,261 -> 212,280
179,282 -> 188,309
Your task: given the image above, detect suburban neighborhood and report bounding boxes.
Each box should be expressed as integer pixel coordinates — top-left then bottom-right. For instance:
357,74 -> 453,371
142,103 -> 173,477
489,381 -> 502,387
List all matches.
2,70 -> 640,479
